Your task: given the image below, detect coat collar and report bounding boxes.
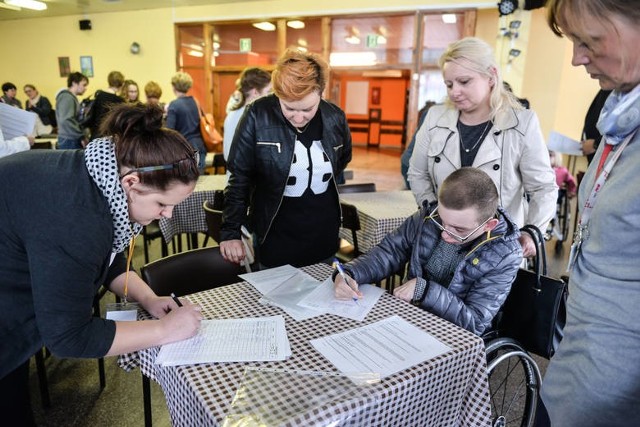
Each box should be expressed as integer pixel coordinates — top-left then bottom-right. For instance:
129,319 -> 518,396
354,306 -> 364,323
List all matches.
435,106 -> 521,132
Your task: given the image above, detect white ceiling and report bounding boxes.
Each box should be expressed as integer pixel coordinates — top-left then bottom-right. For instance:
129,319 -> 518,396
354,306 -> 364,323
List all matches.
0,0 -> 240,21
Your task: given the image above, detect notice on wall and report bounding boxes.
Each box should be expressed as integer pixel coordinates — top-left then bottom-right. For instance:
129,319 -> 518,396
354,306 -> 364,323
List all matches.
345,81 -> 369,115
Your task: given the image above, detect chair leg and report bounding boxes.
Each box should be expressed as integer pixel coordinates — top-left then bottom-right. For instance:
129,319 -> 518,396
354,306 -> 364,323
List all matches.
142,374 -> 152,427
98,357 -> 106,390
34,348 -> 51,408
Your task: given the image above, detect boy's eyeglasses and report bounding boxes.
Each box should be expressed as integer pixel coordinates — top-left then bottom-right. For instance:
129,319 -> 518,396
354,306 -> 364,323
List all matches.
120,151 -> 199,178
428,206 -> 494,243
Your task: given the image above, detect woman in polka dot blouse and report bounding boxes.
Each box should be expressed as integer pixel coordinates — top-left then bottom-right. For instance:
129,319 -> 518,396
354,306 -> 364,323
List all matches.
0,103 -> 203,425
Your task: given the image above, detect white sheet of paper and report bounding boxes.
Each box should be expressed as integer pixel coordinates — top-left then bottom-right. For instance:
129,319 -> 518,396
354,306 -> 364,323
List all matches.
240,264 -> 309,295
548,130 -> 583,156
105,309 -> 138,321
259,271 -> 326,321
156,316 -> 291,366
0,103 -> 37,140
297,277 -> 384,321
310,315 -> 451,378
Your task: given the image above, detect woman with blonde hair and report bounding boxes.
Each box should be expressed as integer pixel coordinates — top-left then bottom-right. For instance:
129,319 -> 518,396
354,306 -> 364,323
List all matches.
407,37 -> 557,256
166,71 -> 206,170
220,49 -> 352,268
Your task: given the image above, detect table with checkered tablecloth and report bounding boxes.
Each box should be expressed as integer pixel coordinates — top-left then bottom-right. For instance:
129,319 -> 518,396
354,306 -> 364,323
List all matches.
159,174 -> 227,243
339,190 -> 419,253
118,263 -> 491,426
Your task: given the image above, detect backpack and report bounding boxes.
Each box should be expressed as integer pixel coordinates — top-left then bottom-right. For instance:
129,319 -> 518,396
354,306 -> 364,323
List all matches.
77,90 -> 101,128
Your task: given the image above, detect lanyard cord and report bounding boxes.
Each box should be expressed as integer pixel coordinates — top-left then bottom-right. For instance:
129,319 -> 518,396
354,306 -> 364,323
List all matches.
123,235 -> 136,304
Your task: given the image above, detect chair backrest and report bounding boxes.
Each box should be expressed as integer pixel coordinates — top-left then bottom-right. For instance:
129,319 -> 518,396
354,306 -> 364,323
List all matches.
337,182 -> 377,194
212,152 -> 227,174
203,199 -> 223,243
141,246 -> 243,297
340,202 -> 361,255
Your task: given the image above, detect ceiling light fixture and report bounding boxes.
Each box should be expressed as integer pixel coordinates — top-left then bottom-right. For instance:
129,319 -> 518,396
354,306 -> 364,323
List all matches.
252,21 -> 276,31
442,14 -> 457,24
5,0 -> 47,11
287,20 -> 305,29
0,2 -> 21,10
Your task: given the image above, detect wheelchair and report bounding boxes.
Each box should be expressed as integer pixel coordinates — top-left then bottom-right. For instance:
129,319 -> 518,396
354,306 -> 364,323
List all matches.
483,333 -> 542,427
545,188 -> 571,254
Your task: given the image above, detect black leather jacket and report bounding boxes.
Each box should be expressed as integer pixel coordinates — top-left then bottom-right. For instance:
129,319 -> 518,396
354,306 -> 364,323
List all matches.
221,94 -> 352,243
344,207 -> 522,335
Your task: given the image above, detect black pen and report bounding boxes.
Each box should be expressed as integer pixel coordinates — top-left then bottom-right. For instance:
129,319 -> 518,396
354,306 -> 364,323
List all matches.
170,293 -> 183,307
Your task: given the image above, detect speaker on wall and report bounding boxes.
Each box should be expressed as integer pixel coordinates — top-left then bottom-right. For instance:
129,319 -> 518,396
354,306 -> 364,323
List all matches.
79,19 -> 92,30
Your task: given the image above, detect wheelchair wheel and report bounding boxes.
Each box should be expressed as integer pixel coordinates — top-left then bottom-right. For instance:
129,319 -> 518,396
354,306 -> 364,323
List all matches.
486,337 -> 542,427
557,191 -> 570,242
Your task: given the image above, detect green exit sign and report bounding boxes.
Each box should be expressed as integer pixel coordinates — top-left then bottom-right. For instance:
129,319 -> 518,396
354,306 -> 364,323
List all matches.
239,38 -> 252,52
366,35 -> 378,48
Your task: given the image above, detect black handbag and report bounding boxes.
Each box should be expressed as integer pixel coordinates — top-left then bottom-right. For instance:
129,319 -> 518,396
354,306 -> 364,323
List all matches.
499,225 -> 568,359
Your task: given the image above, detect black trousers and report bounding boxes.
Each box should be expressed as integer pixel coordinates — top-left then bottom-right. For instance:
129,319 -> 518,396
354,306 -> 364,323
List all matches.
0,359 -> 36,427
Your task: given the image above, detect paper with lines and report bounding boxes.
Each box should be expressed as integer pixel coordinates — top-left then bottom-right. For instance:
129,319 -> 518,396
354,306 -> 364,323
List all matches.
156,316 -> 291,366
310,315 -> 450,378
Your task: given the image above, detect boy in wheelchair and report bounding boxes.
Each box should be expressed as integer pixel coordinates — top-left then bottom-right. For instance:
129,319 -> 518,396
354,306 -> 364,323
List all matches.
333,167 -> 523,336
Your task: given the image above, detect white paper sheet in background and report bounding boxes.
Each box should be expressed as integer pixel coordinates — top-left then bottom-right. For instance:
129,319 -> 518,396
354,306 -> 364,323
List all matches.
258,271 -> 326,321
240,264 -> 308,295
548,130 -> 583,156
297,277 -> 384,321
310,315 -> 451,378
0,103 -> 37,139
156,316 -> 291,366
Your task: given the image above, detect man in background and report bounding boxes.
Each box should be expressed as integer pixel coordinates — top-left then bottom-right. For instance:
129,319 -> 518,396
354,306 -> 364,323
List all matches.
55,72 -> 89,149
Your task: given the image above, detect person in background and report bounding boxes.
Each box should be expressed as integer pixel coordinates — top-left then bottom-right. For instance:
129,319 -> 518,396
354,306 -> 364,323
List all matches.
23,84 -> 53,136
0,103 -> 202,426
1,82 -> 22,108
539,1 -> 640,426
144,80 -> 163,107
407,37 -> 557,257
400,100 -> 436,189
581,89 -> 612,164
166,72 -> 206,171
122,79 -> 141,104
55,71 -> 89,149
86,71 -> 125,142
549,150 -> 577,198
0,128 -> 34,158
223,67 -> 272,172
220,49 -> 352,269
334,168 -> 522,336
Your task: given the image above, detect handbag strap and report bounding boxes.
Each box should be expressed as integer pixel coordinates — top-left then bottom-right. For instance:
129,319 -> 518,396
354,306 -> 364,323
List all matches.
192,96 -> 205,118
520,224 -> 548,283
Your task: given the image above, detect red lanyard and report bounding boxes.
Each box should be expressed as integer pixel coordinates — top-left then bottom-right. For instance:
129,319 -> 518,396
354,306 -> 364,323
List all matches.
596,143 -> 613,177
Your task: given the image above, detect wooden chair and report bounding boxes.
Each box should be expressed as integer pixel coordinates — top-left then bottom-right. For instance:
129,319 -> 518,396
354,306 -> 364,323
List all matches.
337,182 -> 376,194
139,246 -> 244,427
212,152 -> 227,175
336,202 -> 362,262
202,190 -> 225,246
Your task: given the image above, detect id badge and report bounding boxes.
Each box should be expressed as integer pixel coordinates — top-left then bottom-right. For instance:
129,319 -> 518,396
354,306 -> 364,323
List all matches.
105,302 -> 140,321
566,240 -> 580,272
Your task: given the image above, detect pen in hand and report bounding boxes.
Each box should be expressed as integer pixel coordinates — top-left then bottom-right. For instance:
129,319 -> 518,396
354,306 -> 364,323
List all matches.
170,293 -> 183,307
333,259 -> 360,304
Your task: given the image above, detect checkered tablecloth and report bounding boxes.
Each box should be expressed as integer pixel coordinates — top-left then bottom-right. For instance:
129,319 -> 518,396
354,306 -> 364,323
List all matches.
339,191 -> 419,253
118,264 -> 491,426
159,175 -> 227,242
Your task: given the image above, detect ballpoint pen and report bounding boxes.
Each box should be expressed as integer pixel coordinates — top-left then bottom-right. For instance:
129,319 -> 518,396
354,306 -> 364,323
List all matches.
170,293 -> 183,307
333,259 -> 359,304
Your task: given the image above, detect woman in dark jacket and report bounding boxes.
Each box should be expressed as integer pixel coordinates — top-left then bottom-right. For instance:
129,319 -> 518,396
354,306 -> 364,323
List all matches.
335,168 -> 522,336
220,49 -> 352,268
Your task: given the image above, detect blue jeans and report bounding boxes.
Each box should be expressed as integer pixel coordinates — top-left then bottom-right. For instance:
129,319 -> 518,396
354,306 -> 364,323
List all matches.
57,137 -> 83,150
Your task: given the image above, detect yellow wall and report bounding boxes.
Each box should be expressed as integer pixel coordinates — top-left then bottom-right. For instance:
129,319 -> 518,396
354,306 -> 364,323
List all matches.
0,0 -> 602,151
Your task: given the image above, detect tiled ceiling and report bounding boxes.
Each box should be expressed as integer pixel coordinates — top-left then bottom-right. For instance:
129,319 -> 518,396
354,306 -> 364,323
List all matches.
0,0 -> 241,21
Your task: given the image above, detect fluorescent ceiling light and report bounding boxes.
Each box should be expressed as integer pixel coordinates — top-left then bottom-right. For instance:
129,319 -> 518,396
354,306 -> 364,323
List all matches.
442,14 -> 457,24
376,35 -> 387,45
330,52 -> 377,67
6,0 -> 47,10
345,35 -> 361,45
187,50 -> 204,58
252,21 -> 276,31
0,2 -> 20,10
287,20 -> 305,29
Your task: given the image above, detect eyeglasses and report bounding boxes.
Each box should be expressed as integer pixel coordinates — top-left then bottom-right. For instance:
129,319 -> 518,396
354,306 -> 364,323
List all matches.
428,206 -> 494,243
120,151 -> 199,178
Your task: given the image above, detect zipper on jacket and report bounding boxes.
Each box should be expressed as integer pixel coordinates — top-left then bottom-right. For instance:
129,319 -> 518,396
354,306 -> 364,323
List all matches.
257,141 -> 281,153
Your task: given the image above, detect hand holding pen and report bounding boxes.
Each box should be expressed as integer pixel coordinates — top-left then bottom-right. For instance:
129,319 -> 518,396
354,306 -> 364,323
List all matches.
333,259 -> 363,302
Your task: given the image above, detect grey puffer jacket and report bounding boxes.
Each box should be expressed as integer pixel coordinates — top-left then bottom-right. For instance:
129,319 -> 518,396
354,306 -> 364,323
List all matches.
344,206 -> 522,335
